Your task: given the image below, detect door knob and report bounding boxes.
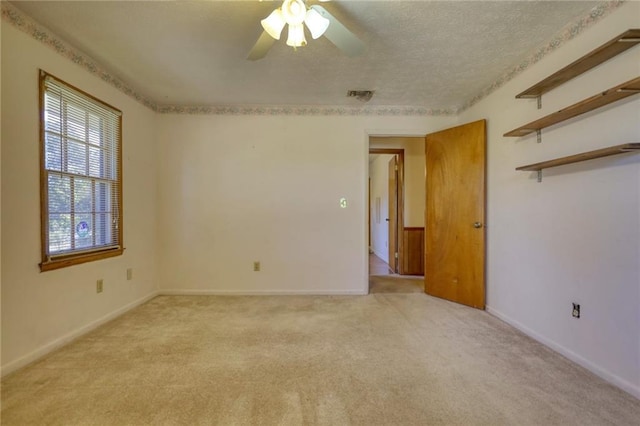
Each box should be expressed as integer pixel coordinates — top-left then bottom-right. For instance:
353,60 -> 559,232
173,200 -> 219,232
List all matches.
385,218 -> 390,222
473,222 -> 483,228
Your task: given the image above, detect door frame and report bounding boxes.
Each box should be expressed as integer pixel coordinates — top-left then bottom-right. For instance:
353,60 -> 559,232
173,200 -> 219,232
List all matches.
363,129 -> 439,294
369,148 -> 405,274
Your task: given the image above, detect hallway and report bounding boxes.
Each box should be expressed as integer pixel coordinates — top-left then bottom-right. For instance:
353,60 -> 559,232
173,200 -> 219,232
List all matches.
369,253 -> 423,294
368,253 -> 394,276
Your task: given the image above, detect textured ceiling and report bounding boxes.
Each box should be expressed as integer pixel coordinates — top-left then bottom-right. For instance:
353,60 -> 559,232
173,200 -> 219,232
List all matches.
10,0 -> 602,110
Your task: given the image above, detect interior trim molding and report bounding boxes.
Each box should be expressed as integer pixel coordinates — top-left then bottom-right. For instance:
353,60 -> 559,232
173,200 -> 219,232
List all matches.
0,292 -> 159,378
1,1 -> 625,116
156,104 -> 456,116
159,289 -> 368,296
458,0 -> 626,113
0,2 -> 454,117
486,305 -> 640,400
0,2 -> 158,112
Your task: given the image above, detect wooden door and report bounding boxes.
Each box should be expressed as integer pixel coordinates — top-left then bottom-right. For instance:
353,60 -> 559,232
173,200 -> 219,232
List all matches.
388,155 -> 398,273
425,120 -> 486,309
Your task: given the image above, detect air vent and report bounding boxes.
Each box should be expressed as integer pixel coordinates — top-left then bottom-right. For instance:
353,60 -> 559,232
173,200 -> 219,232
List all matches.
347,90 -> 374,102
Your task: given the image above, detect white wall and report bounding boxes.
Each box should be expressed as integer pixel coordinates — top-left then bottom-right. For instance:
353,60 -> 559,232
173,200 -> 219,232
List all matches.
1,24 -> 158,374
459,2 -> 640,398
369,154 -> 394,262
156,115 -> 455,294
369,137 -> 426,227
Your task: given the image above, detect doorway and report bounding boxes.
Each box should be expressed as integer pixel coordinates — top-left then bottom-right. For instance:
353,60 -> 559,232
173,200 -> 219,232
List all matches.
369,148 -> 404,275
368,137 -> 426,296
365,125 -> 486,305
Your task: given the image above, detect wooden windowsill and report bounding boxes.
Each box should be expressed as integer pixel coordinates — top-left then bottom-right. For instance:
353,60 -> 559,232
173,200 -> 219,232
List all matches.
40,247 -> 125,272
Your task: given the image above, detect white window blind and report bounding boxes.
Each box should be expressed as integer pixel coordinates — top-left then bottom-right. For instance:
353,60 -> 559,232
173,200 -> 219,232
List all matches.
41,72 -> 122,263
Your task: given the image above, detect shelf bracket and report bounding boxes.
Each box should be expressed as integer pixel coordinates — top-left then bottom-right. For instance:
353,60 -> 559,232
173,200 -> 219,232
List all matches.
537,96 -> 542,109
537,170 -> 542,183
536,129 -> 542,144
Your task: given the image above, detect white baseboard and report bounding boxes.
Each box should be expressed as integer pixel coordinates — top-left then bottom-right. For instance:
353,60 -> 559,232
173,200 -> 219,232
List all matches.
1,292 -> 159,378
159,289 -> 368,296
487,305 -> 640,400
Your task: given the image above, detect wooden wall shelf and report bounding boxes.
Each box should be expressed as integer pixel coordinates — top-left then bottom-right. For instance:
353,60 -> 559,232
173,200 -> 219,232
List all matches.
516,29 -> 640,100
504,76 -> 640,138
516,143 -> 640,181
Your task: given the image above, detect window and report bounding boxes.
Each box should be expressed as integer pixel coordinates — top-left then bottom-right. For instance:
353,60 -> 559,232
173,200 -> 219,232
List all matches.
39,71 -> 123,271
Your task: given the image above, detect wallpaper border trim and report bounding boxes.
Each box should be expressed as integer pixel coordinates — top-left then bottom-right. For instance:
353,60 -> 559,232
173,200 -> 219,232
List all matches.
1,1 -> 159,112
156,104 -> 456,116
458,0 -> 625,113
1,1 -> 625,116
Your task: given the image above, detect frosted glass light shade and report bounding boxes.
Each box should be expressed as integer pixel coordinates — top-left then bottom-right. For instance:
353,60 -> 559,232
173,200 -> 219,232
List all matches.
281,0 -> 306,25
304,8 -> 330,39
261,9 -> 286,40
286,24 -> 307,47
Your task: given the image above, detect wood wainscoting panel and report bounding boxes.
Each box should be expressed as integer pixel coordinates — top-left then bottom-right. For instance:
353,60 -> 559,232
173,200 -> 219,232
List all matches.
402,227 -> 424,275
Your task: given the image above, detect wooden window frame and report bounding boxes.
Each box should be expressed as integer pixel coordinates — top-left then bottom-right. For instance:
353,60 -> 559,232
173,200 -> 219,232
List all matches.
39,70 -> 124,272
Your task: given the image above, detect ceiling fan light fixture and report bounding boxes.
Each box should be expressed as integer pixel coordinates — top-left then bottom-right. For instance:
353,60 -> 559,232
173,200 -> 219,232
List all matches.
261,8 -> 286,40
252,0 -> 362,58
286,23 -> 307,48
304,8 -> 330,39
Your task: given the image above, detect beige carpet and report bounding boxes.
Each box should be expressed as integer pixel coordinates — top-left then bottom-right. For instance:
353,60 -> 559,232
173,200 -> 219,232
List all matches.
369,275 -> 424,293
2,294 -> 639,425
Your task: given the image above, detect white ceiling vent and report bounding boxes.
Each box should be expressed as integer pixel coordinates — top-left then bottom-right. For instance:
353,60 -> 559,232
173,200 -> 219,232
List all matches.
347,90 -> 374,103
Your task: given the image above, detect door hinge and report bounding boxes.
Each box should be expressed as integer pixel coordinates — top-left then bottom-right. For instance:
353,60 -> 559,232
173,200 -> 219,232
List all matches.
395,165 -> 398,171
394,252 -> 398,259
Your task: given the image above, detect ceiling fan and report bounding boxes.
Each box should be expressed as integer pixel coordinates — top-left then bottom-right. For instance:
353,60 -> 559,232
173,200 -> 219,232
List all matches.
247,0 -> 365,60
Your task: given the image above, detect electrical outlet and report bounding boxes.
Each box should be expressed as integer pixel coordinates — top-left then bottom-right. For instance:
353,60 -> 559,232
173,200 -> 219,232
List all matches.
572,303 -> 580,318
126,268 -> 133,280
97,279 -> 104,293
253,261 -> 261,272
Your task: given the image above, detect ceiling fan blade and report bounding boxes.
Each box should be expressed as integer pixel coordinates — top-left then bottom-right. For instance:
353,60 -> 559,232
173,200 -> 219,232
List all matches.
310,5 -> 364,57
247,31 -> 276,61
